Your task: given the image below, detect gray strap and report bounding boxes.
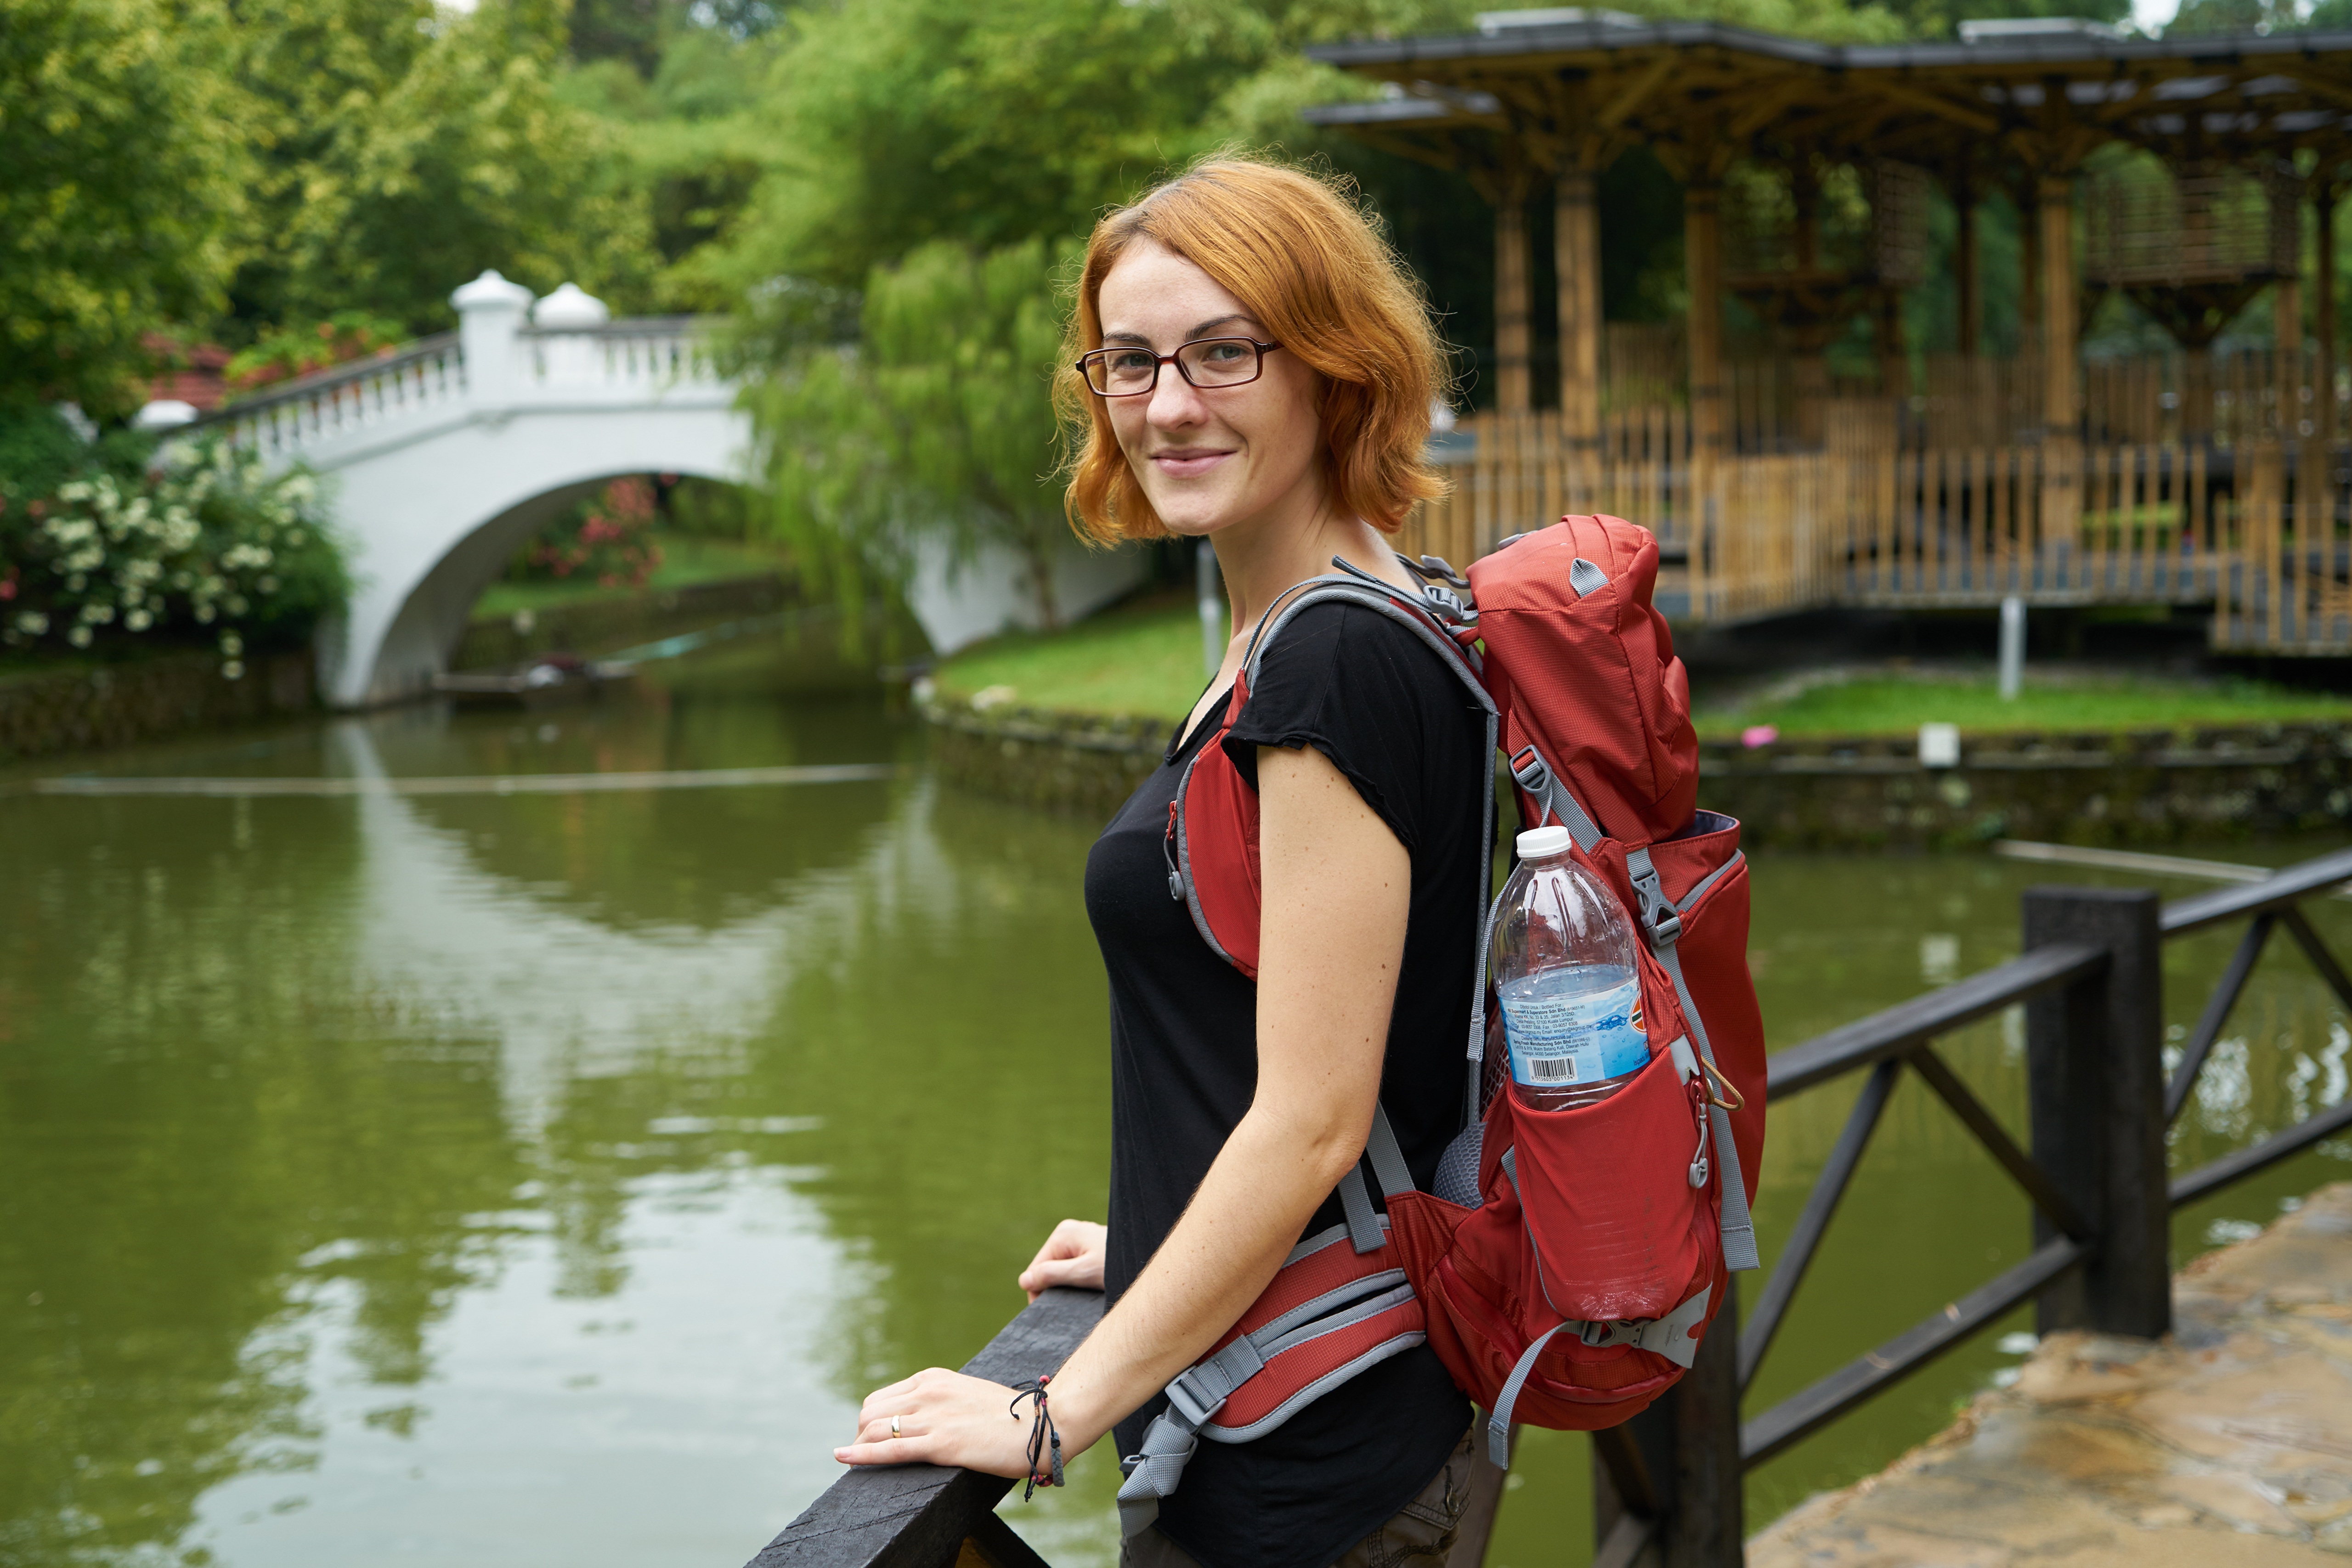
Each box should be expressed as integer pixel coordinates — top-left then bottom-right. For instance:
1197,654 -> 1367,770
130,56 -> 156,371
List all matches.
1365,1104 -> 1414,1197
1253,1280 -> 1417,1362
1338,1164 -> 1384,1255
1116,1410 -> 1200,1536
1624,844 -> 1682,946
1509,744 -> 1606,852
1653,938 -> 1760,1271
1164,1336 -> 1266,1428
1674,848 -> 1746,915
1466,706 -> 1499,1125
1116,1333 -> 1266,1535
1568,557 -> 1610,598
1245,1267 -> 1409,1351
1487,1325 -> 1566,1468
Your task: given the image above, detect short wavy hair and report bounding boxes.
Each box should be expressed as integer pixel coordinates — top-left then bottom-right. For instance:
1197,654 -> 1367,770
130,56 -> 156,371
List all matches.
1060,157 -> 1451,545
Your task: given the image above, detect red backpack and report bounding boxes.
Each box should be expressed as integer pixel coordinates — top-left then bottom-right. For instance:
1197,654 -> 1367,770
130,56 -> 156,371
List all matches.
1116,516 -> 1767,1537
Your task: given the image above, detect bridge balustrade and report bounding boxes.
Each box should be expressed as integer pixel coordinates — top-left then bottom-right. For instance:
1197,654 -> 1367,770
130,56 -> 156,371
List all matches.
754,845 -> 2352,1568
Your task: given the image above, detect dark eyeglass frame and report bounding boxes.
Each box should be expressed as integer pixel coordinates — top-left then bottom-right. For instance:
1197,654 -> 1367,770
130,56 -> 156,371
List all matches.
1074,337 -> 1283,398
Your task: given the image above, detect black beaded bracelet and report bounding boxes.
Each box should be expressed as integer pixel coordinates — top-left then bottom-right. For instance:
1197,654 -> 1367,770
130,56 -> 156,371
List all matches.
1007,1374 -> 1064,1500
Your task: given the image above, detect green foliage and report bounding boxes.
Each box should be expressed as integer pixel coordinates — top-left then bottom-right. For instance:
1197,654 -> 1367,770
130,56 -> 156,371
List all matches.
554,24 -> 781,303
227,0 -> 661,337
753,237 -> 1074,631
0,439 -> 350,670
2168,0 -> 2299,33
224,310 -> 409,395
708,0 -> 1480,297
0,0 -> 249,416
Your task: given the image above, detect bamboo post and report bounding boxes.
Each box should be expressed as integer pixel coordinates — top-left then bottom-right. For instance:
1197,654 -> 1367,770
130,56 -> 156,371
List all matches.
1956,180 -> 1980,360
2018,183 -> 2043,355
1558,165 -> 1603,450
1686,180 -> 1726,463
2040,175 -> 2080,544
2319,181 -> 2340,458
1494,168 -> 1535,416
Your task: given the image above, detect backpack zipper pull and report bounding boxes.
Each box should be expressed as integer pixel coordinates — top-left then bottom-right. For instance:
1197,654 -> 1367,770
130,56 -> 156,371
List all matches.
1164,801 -> 1184,901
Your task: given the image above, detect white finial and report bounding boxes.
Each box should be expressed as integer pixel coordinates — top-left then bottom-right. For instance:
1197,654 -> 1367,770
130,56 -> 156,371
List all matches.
532,283 -> 610,328
451,269 -> 536,312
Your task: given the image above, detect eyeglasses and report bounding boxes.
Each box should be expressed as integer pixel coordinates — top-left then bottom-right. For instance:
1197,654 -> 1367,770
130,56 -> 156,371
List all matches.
1075,337 -> 1282,397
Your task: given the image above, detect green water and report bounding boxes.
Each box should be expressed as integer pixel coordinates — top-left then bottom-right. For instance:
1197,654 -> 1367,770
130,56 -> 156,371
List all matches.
4,636 -> 2348,1568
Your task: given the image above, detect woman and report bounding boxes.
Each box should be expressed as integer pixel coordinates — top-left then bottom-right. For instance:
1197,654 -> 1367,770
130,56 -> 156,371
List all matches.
835,158 -> 1497,1568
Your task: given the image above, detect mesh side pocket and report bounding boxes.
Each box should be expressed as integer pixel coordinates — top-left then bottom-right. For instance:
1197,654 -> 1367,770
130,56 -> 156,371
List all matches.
1431,1121 -> 1486,1209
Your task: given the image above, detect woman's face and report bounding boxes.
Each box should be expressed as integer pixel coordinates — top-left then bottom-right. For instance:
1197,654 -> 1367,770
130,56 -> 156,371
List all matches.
1092,238 -> 1325,539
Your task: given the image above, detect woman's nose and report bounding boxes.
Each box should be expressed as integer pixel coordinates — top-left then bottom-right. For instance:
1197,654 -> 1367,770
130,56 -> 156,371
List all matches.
1146,367 -> 1210,428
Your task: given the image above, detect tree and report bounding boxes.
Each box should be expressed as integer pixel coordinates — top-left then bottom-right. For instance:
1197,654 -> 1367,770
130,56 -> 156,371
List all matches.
225,0 -> 660,337
0,0 -> 248,415
708,0 -> 1283,293
752,238 -> 1076,631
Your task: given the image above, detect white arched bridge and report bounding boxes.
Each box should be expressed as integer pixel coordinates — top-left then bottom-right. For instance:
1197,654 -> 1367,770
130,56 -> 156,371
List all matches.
182,271 -> 1139,708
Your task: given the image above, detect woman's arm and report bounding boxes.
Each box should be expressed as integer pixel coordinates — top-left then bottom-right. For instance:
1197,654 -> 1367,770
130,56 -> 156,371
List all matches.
836,742 -> 1410,1476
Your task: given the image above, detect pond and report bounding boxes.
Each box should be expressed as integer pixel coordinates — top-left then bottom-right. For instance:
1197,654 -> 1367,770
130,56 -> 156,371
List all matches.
4,632 -> 2348,1568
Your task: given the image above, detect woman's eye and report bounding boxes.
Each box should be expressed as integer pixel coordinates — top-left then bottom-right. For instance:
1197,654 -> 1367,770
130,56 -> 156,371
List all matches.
1200,343 -> 1244,363
1109,351 -> 1154,372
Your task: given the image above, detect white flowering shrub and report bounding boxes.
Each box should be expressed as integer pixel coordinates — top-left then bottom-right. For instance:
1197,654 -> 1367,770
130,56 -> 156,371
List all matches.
0,439 -> 348,678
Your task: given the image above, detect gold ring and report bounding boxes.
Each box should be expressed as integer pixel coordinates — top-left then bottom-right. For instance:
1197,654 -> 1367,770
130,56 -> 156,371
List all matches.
890,1415 -> 902,1439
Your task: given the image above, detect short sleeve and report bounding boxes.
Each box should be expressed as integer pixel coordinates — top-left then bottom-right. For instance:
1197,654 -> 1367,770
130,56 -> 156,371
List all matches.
1224,601 -> 1477,857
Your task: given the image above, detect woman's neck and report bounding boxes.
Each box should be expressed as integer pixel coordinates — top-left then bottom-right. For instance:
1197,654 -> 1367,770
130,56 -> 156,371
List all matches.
1209,478 -> 1417,648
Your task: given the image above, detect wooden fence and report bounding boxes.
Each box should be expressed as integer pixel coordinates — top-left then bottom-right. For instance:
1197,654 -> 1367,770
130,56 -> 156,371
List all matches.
1399,412 -> 2352,654
754,848 -> 2352,1568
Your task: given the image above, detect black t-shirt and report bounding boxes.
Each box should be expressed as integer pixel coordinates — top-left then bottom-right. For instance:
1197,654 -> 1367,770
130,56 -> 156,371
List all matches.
1084,599 -> 1490,1568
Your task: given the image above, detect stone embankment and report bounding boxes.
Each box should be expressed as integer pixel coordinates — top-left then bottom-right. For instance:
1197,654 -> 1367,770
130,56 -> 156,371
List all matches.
1708,723 -> 2352,850
1751,1183 -> 2352,1566
924,695 -> 2352,848
920,691 -> 1171,816
0,648 -> 314,764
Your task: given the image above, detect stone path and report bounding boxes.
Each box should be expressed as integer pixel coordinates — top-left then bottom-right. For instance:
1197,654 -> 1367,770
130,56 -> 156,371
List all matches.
1748,1182 -> 2352,1566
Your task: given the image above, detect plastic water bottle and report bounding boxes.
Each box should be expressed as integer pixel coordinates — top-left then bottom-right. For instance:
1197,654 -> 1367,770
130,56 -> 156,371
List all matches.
1492,824 -> 1650,1111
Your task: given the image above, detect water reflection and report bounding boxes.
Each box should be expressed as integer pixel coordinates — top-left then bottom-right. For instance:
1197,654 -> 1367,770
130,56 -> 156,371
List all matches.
5,654 -> 2351,1568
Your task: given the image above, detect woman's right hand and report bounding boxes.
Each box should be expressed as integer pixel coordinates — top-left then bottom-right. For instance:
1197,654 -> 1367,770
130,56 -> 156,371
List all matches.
1018,1219 -> 1107,1302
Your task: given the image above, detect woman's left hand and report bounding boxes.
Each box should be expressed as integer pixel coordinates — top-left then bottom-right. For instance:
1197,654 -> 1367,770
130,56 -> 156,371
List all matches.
835,1367 -> 1047,1478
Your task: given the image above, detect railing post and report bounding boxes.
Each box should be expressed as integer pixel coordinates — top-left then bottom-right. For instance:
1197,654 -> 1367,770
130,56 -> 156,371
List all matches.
1591,1287 -> 1743,1568
451,268 -> 535,407
2022,886 -> 2170,1338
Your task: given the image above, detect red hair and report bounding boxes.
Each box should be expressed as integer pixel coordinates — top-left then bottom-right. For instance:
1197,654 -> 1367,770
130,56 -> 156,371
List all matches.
1060,158 -> 1450,544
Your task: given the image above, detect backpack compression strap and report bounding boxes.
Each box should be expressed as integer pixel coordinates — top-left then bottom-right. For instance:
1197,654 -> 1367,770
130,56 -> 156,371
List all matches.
1504,745 -> 1761,1274
1115,1108 -> 1425,1537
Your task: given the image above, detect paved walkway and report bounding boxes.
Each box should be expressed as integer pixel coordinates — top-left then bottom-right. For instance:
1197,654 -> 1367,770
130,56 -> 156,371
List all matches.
1749,1182 -> 2352,1566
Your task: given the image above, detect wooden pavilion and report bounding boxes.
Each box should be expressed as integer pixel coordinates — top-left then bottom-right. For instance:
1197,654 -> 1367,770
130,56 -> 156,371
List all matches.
1305,12 -> 2352,650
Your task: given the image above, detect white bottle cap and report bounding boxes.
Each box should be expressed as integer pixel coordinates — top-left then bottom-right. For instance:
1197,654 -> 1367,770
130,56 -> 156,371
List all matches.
1516,824 -> 1574,860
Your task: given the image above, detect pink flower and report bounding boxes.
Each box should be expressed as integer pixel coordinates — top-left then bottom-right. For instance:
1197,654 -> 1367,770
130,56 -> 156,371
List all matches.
1741,725 -> 1779,749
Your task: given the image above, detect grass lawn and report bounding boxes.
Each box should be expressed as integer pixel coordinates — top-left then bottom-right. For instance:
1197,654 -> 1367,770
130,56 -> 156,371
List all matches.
472,534 -> 791,619
1702,674 -> 2352,739
937,590 -> 2352,737
935,591 -> 1207,721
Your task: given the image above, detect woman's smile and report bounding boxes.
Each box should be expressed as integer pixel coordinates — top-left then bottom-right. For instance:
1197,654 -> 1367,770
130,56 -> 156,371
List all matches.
1149,446 -> 1237,479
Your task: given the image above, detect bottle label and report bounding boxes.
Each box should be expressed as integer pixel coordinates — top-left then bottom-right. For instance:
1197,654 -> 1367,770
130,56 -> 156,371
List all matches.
1502,976 -> 1649,1089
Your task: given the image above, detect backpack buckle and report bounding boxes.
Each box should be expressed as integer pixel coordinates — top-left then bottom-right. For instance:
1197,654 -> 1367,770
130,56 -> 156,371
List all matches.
1631,868 -> 1681,946
1508,747 -> 1550,796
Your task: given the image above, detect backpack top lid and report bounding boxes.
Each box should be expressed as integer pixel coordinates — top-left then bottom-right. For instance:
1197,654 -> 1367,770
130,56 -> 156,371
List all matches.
1464,515 -> 1699,849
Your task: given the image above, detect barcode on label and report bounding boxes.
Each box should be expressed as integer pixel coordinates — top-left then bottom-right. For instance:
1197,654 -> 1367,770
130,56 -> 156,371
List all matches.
1529,1058 -> 1575,1082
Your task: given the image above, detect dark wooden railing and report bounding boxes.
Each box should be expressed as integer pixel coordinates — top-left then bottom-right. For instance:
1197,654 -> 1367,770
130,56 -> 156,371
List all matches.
755,845 -> 2352,1568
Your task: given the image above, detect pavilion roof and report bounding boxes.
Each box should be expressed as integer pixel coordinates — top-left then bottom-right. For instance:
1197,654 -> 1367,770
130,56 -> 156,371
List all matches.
1303,18 -> 2352,185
